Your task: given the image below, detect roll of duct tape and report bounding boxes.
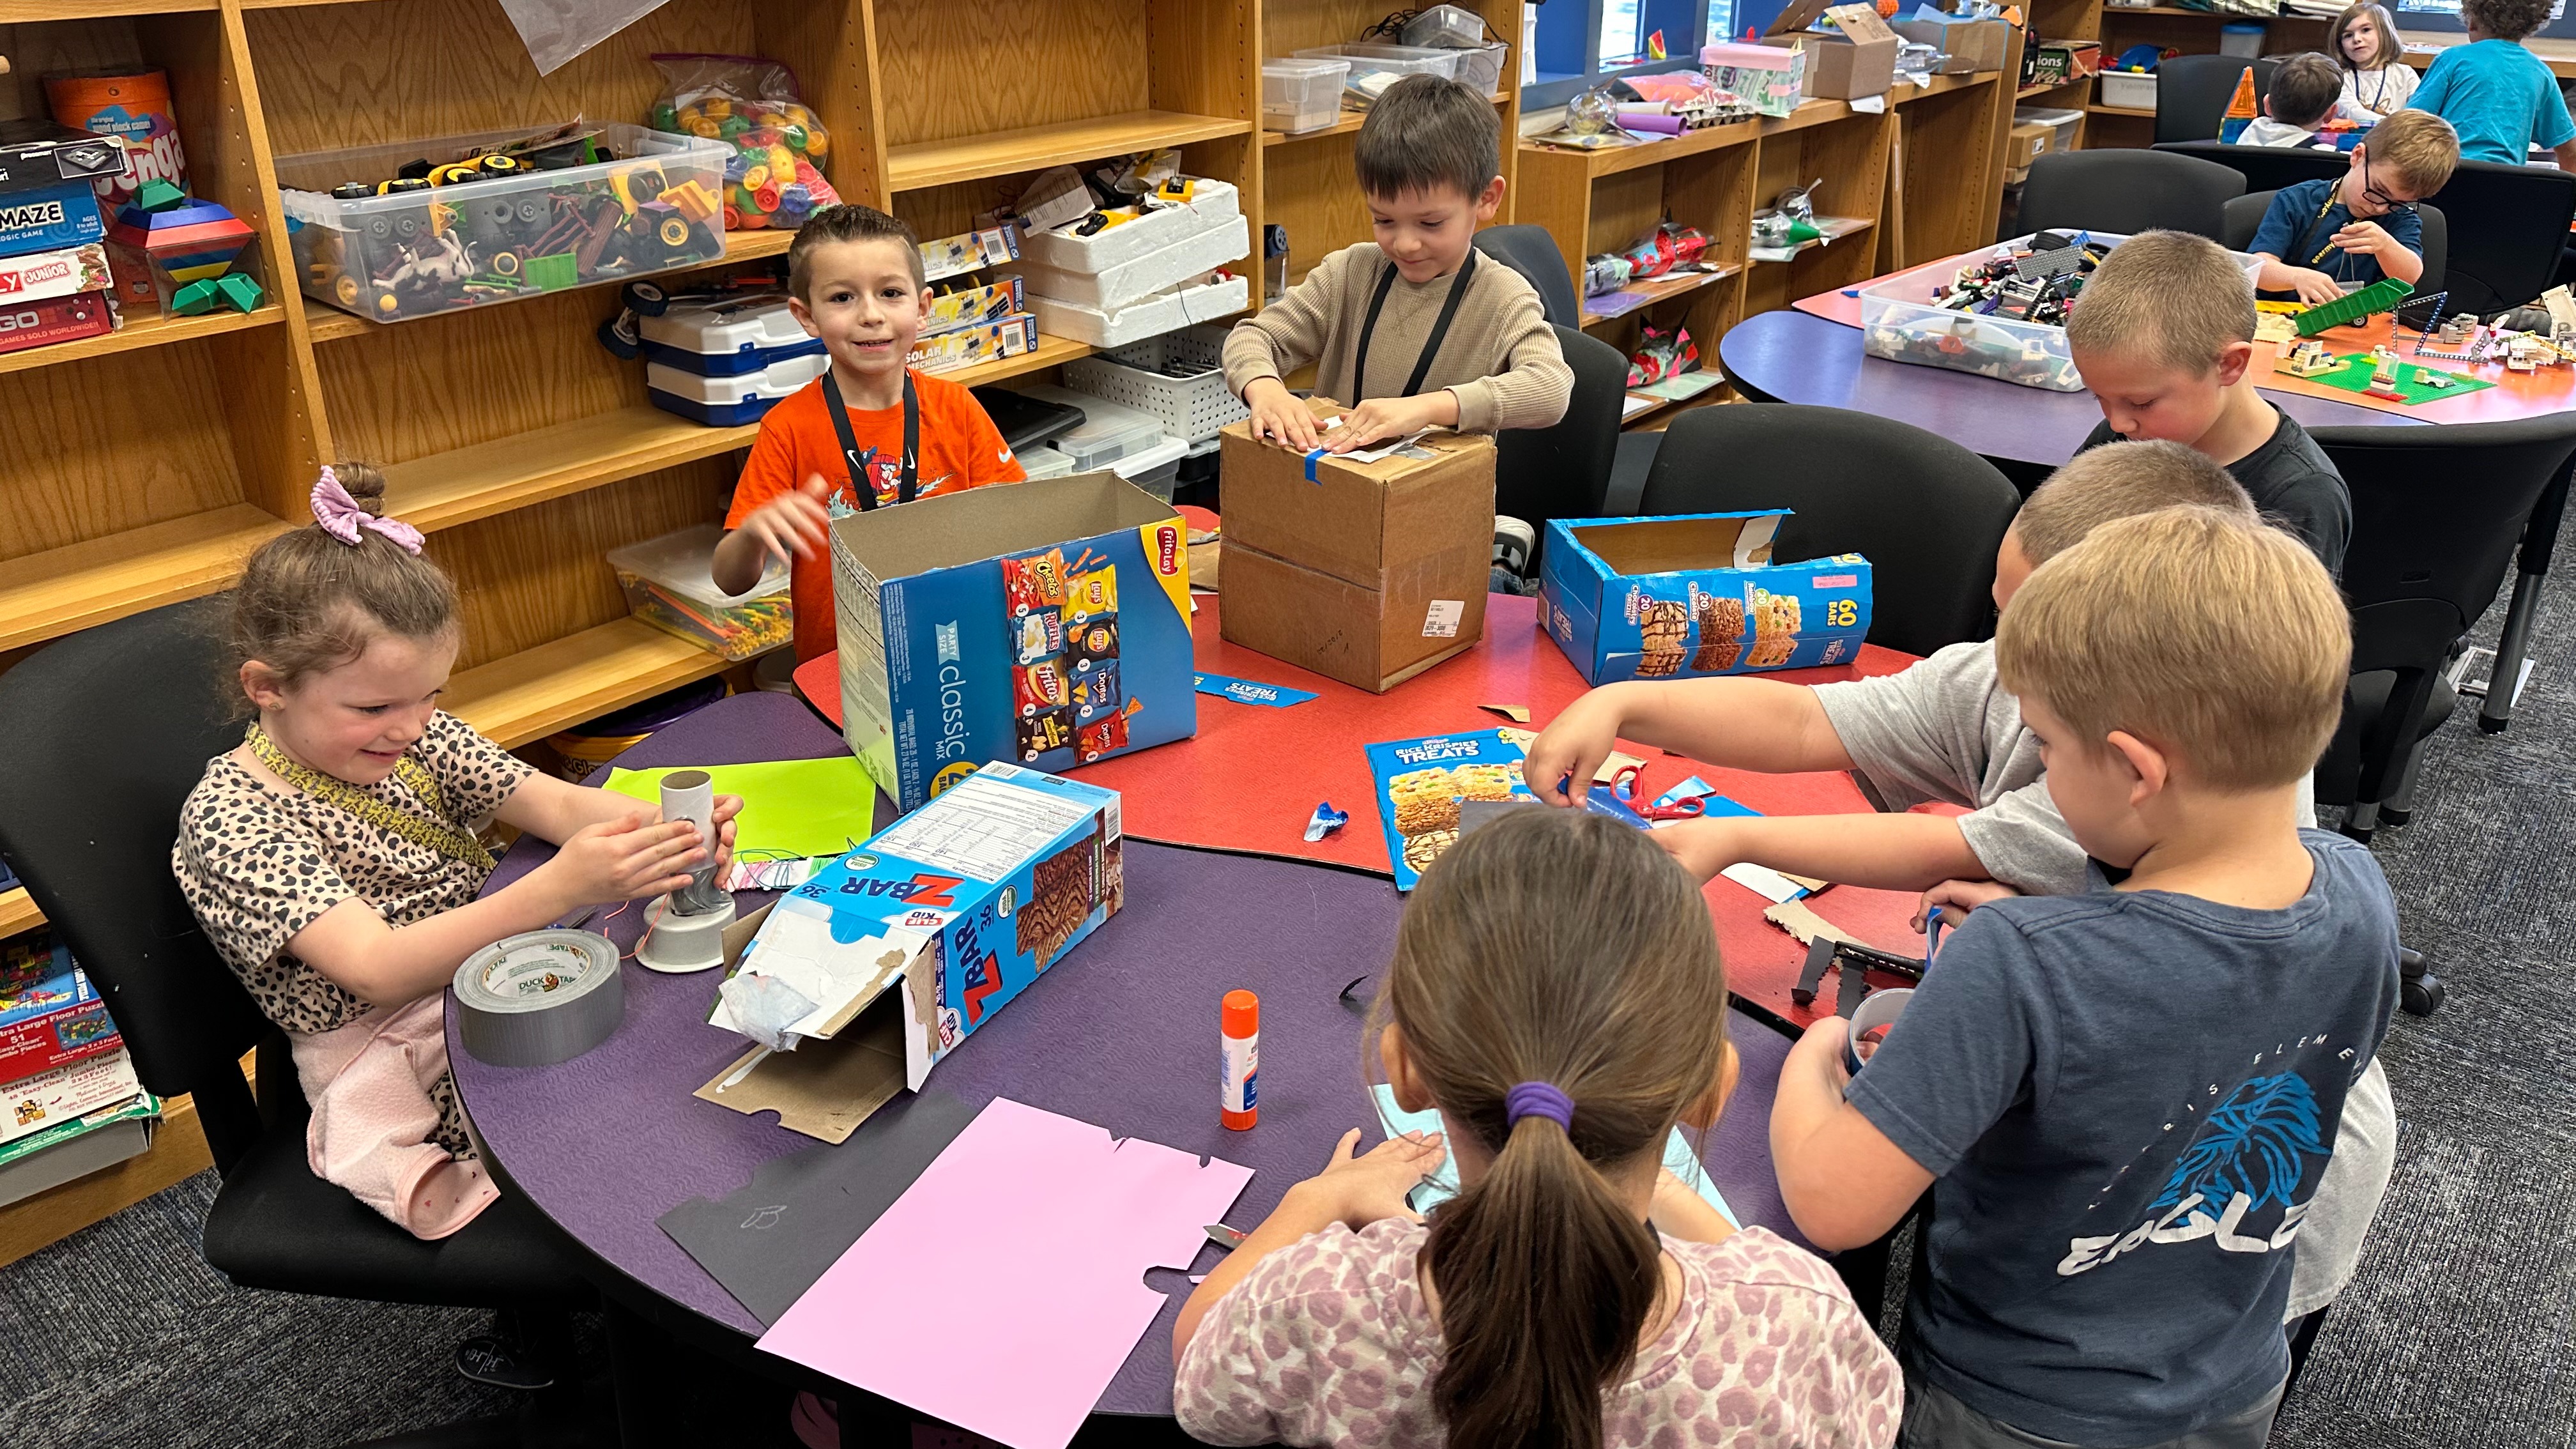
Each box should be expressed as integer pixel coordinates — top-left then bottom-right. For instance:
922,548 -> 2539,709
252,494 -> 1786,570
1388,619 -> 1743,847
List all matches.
454,930 -> 625,1068
1844,986 -> 1913,1077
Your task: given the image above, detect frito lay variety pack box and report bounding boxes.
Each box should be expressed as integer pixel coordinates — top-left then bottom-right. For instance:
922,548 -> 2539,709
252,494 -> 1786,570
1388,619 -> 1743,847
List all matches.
699,763 -> 1121,1142
1218,398 -> 1497,693
831,471 -> 1195,814
1542,511 -> 1873,684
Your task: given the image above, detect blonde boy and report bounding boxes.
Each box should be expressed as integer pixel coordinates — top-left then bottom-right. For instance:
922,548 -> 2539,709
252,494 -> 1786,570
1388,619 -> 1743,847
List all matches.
2067,231 -> 2352,571
1771,509 -> 2402,1449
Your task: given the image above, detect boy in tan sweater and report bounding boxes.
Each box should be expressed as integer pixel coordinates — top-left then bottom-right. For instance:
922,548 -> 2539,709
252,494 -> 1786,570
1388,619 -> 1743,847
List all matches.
1223,75 -> 1572,454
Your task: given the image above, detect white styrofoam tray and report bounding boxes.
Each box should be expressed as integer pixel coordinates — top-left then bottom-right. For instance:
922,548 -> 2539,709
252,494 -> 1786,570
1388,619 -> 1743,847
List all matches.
1028,272 -> 1249,349
1015,217 -> 1253,315
1016,178 -> 1243,275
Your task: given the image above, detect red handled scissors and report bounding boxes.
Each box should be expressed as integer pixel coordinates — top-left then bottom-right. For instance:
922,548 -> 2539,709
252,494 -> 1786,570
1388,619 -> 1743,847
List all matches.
1607,763 -> 1708,821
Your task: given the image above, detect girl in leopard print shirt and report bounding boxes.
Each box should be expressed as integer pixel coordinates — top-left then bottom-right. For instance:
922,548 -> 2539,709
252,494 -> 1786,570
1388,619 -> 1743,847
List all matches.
1172,808 -> 1899,1448
172,464 -> 737,1238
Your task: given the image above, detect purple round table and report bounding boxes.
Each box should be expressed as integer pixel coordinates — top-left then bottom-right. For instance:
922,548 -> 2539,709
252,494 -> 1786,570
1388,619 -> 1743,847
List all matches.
451,691 -> 1802,1420
1718,309 -> 2420,468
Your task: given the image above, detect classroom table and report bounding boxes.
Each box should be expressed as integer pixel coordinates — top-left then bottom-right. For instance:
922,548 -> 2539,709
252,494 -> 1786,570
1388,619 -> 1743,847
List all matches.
448,690 -> 1811,1437
795,592 -> 1942,1033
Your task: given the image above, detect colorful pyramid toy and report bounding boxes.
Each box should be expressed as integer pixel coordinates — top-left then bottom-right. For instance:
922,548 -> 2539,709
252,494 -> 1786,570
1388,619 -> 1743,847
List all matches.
2216,66 -> 2260,144
103,181 -> 264,314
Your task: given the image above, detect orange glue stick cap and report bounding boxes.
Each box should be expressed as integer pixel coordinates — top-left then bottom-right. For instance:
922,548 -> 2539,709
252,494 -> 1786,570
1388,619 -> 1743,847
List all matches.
1223,990 -> 1258,1037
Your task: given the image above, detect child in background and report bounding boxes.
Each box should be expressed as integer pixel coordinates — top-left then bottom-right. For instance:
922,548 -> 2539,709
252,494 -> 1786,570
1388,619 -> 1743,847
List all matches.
173,466 -> 739,1238
2406,0 -> 2576,165
1521,441 -> 2396,1372
2248,109 -> 2457,298
1173,809 -> 1899,1449
1224,74 -> 1572,454
2067,231 -> 2352,570
713,204 -> 1025,662
2239,52 -> 2345,147
1770,509 -> 2402,1448
2330,3 -> 2421,121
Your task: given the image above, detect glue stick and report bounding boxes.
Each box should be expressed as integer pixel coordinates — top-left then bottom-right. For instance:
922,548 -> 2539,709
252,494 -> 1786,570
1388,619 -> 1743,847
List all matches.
1221,990 -> 1259,1130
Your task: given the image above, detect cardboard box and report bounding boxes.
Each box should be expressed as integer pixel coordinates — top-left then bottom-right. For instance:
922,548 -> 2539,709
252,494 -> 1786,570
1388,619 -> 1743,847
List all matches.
0,242 -> 112,305
908,312 -> 1038,374
1892,15 -> 2010,73
698,763 -> 1121,1142
1701,42 -> 1807,117
918,275 -> 1025,340
1218,397 -> 1496,693
831,471 -> 1195,815
0,951 -> 123,1085
0,180 -> 105,257
2025,40 -> 2101,89
2005,120 -> 2055,172
1764,0 -> 1898,101
1540,512 -> 1873,683
0,1090 -> 157,1209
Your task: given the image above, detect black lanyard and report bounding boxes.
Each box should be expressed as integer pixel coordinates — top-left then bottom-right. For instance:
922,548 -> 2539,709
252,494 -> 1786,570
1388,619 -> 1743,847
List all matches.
1351,249 -> 1478,401
822,370 -> 918,509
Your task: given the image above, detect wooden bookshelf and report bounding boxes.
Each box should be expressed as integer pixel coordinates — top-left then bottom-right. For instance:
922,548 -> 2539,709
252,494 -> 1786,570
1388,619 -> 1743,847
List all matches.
889,111 -> 1250,190
0,889 -> 40,940
0,304 -> 284,378
2028,0 -> 2336,150
445,617 -> 737,749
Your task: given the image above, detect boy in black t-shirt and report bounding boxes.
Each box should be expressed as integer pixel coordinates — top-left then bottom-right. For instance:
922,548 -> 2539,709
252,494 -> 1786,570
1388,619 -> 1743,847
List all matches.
2066,231 -> 2352,573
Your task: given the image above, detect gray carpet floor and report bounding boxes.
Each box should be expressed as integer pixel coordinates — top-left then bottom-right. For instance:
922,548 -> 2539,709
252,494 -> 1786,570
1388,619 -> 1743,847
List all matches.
3,524 -> 2572,1448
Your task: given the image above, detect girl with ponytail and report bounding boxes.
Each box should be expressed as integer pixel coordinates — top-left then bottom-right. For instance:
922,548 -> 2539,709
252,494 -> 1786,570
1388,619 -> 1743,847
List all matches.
1174,808 -> 1899,1447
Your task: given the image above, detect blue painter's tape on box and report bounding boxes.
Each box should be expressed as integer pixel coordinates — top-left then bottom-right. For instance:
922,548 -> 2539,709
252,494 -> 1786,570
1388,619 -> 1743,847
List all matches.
0,180 -> 104,257
1540,511 -> 1872,685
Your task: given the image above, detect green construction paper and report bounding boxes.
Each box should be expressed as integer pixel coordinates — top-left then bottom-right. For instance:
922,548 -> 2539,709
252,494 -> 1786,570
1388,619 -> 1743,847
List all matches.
602,758 -> 878,861
2299,353 -> 2496,406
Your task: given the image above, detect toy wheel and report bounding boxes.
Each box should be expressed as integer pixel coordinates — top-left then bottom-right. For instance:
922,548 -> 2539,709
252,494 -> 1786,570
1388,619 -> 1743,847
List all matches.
365,215 -> 392,240
394,215 -> 422,242
624,280 -> 669,316
373,291 -> 401,316
334,275 -> 360,305
657,215 -> 691,249
491,250 -> 522,277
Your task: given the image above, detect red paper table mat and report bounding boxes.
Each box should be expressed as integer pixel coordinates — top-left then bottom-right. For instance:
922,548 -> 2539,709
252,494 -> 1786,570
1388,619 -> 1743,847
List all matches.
794,594 -> 1934,1030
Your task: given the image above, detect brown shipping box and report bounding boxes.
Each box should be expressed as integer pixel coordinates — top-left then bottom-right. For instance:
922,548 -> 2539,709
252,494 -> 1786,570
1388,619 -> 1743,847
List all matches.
1765,0 -> 1898,100
1219,399 -> 1496,693
1891,15 -> 2009,74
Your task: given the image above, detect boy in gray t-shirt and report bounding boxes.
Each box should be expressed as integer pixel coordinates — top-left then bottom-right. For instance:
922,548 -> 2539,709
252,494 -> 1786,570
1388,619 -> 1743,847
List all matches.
1770,509 -> 2399,1448
1522,441 -> 2393,1335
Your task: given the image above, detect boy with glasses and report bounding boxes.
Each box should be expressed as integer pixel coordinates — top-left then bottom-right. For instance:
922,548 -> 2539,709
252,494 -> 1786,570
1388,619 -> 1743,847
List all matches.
2248,109 -> 2460,303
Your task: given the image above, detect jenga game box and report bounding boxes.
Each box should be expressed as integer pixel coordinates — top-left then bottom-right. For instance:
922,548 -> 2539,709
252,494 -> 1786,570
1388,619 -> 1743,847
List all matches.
1218,397 -> 1496,693
1541,511 -> 1873,684
751,763 -> 1120,1107
831,472 -> 1195,815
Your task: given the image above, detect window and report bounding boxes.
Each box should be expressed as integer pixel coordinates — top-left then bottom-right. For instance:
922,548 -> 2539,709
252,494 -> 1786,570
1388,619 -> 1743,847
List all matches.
1523,0 -> 1726,111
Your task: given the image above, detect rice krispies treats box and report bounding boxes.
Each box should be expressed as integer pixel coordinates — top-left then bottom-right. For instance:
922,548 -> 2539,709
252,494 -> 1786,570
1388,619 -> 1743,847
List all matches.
760,762 -> 1123,1091
1541,511 -> 1873,684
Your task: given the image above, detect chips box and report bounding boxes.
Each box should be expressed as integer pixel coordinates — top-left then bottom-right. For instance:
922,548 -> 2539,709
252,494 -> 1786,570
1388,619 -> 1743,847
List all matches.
1218,396 -> 1496,693
1541,512 -> 1873,683
0,951 -> 123,1085
831,471 -> 1195,814
0,180 -> 107,257
707,763 -> 1121,1141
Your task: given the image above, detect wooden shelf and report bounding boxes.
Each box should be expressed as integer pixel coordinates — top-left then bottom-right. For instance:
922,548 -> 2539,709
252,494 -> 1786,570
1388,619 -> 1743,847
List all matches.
1262,93 -> 1510,148
1581,264 -> 1743,328
380,408 -> 759,535
303,230 -> 799,345
0,889 -> 42,941
445,617 -> 739,749
2019,79 -> 2086,99
888,111 -> 1252,192
1751,217 -> 1876,264
0,0 -> 210,17
2103,4 -> 2324,15
0,505 -> 292,656
2087,103 -> 2156,119
0,305 -> 284,379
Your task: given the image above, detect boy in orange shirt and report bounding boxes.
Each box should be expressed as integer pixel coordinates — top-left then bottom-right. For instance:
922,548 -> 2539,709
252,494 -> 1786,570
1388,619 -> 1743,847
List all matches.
712,204 -> 1024,661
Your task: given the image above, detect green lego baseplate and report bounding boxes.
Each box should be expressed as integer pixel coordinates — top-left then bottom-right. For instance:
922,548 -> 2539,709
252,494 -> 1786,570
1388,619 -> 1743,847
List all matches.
2295,279 -> 2414,337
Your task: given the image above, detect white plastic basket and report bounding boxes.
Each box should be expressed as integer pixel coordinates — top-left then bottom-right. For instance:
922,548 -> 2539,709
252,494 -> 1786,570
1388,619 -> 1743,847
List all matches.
1059,325 -> 1249,444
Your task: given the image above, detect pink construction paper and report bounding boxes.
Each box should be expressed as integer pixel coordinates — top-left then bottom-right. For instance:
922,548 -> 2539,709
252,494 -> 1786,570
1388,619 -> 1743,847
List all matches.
756,1098 -> 1255,1449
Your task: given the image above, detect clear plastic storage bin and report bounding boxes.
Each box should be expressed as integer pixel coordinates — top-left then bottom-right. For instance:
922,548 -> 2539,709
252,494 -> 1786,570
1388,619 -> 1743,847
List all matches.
1010,383 -> 1169,471
1294,42 -> 1464,106
1061,325 -> 1249,445
606,524 -> 793,660
1400,4 -> 1489,48
1859,232 -> 2258,392
2012,106 -> 2083,155
277,123 -> 729,324
1265,58 -> 1351,134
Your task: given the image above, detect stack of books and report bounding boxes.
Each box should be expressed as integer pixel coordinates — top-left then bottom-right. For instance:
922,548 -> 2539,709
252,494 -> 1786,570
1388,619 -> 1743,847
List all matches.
0,934 -> 158,1209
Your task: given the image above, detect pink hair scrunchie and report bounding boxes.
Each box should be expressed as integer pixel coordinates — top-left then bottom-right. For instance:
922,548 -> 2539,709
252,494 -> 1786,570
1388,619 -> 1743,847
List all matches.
310,466 -> 424,555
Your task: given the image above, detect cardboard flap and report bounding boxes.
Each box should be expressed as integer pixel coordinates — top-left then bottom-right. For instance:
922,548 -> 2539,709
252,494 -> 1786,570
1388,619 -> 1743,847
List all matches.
1826,3 -> 1897,43
694,1002 -> 911,1144
1765,0 -> 1834,36
1567,512 -> 1786,576
829,471 -> 1181,586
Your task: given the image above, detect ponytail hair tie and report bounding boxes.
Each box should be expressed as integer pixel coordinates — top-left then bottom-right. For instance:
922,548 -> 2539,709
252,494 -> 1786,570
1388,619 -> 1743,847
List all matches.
311,466 -> 424,555
1504,1081 -> 1575,1131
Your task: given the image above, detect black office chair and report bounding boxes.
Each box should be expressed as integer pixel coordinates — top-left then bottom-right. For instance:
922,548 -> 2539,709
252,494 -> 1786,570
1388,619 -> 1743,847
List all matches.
2018,150 -> 2246,241
2223,191 -> 2448,300
1496,325 -> 1627,573
2154,139 -> 2345,197
2155,55 -> 2282,145
1474,224 -> 1582,330
0,597 -> 599,1447
1638,405 -> 2023,657
2309,414 -> 2576,834
2417,159 -> 2576,314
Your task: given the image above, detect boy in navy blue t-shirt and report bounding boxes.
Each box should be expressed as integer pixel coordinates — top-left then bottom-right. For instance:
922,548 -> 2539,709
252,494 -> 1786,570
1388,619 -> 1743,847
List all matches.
1770,507 -> 2402,1449
2248,109 -> 2458,303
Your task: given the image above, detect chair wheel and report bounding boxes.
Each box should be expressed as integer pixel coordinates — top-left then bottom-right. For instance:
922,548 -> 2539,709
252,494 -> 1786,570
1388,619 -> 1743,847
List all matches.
2341,823 -> 2376,845
2401,971 -> 2444,1016
456,1333 -> 555,1390
2399,946 -> 2426,972
2478,715 -> 2508,734
2381,806 -> 2412,826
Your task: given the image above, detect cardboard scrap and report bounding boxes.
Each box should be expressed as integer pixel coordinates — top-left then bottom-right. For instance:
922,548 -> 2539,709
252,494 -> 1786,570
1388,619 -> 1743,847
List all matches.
1480,703 -> 1531,723
1764,897 -> 1853,947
